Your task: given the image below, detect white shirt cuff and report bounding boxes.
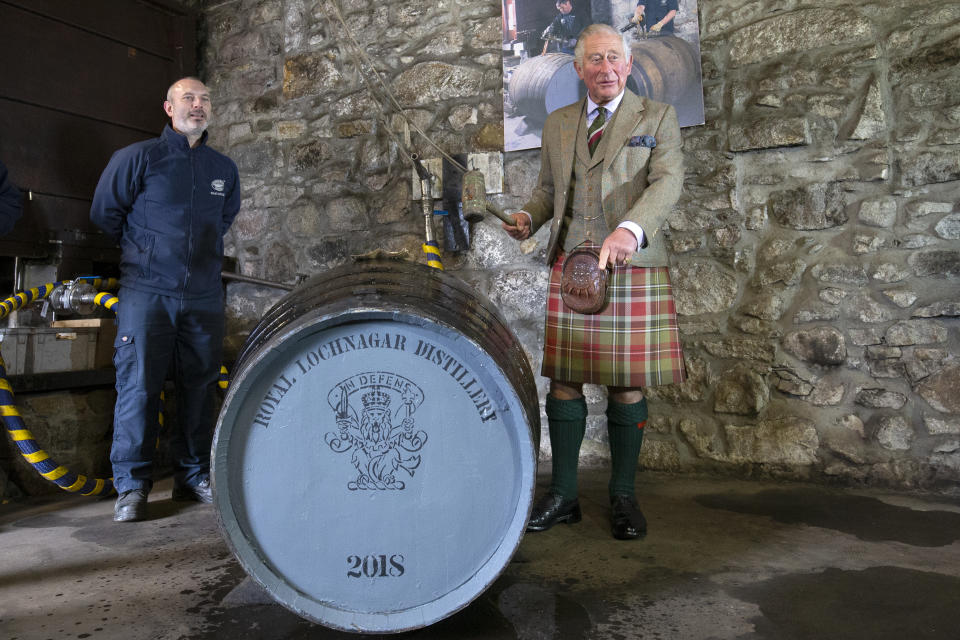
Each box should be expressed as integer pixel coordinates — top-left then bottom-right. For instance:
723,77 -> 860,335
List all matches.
616,221 -> 645,249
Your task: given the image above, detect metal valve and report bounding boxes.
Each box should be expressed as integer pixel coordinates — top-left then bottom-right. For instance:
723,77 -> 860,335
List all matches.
47,281 -> 98,315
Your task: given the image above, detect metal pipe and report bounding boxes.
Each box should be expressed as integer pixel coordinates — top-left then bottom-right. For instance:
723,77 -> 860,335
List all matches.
9,257 -> 22,328
221,271 -> 295,291
420,175 -> 436,244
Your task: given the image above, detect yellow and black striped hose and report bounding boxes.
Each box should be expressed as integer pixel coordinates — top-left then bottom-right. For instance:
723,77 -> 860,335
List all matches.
0,280 -> 119,495
422,241 -> 444,270
1,278 -> 233,497
1,358 -> 111,495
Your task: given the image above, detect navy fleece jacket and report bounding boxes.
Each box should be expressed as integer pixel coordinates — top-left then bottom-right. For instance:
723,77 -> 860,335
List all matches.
91,125 -> 241,298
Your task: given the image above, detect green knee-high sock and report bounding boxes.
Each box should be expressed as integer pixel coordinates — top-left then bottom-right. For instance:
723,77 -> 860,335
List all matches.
606,398 -> 648,498
546,395 -> 588,500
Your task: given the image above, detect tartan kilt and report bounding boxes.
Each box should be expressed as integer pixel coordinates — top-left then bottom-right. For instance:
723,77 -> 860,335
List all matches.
541,254 -> 686,388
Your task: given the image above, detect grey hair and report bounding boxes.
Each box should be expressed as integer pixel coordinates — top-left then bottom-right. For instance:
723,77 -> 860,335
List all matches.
573,23 -> 631,66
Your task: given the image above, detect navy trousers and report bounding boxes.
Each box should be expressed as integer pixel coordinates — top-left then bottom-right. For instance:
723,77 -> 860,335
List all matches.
110,287 -> 224,493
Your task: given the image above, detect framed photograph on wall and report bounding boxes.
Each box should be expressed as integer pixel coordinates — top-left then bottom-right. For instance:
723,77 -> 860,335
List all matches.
501,0 -> 705,152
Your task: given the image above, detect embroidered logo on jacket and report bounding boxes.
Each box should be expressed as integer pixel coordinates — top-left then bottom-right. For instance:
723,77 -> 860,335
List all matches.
210,179 -> 226,197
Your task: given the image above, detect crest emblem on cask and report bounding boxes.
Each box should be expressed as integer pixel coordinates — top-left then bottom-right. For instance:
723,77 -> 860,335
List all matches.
324,372 -> 428,490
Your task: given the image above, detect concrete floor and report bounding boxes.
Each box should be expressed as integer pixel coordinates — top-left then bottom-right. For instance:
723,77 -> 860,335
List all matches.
2,470 -> 960,640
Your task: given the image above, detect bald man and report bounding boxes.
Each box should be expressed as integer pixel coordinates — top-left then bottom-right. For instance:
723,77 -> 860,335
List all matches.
91,77 -> 241,522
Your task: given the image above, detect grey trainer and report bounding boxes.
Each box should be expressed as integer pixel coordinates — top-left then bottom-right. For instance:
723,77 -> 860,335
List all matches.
113,489 -> 148,522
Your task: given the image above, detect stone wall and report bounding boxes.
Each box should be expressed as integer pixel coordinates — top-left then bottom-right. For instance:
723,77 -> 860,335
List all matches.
0,389 -> 115,497
198,0 -> 960,493
0,385 -> 201,497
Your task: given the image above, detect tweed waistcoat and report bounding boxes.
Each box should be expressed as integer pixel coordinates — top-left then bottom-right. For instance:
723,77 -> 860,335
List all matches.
561,109 -> 613,252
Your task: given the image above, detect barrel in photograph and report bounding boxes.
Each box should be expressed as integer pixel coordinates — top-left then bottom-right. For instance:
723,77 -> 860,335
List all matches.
629,35 -> 700,106
212,259 -> 540,633
507,52 -> 581,122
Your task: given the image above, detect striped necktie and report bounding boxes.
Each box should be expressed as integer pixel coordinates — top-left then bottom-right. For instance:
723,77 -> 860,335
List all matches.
587,107 -> 607,156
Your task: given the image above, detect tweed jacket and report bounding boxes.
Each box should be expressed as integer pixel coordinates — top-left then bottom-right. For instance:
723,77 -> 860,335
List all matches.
521,90 -> 683,267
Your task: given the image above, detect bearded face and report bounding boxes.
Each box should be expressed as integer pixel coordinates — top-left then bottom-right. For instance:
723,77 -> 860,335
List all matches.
164,78 -> 211,139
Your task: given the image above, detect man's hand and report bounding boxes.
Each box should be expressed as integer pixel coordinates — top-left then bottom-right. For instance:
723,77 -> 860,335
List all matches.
502,212 -> 531,240
650,23 -> 662,32
597,227 -> 639,269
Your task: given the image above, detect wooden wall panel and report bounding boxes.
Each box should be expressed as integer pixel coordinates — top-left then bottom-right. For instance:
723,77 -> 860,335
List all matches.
0,4 -> 173,133
0,0 -> 196,260
4,0 -> 190,60
0,100 -> 153,200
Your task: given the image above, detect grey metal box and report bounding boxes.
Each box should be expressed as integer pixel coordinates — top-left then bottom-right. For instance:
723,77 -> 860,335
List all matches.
0,326 -> 99,375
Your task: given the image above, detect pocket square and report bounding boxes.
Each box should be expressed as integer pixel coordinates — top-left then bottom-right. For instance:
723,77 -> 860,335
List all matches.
628,135 -> 657,148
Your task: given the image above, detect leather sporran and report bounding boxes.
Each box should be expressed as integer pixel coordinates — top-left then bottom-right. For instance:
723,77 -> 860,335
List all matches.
560,246 -> 609,314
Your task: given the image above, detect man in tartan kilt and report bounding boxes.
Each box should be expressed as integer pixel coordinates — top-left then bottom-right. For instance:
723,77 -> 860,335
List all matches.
503,23 -> 685,540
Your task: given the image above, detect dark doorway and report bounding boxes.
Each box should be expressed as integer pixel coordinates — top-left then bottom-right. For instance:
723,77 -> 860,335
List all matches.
0,0 -> 196,271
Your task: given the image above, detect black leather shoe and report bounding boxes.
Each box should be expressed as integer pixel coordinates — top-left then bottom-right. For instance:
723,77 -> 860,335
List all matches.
114,489 -> 148,522
527,492 -> 582,532
611,494 -> 647,540
172,476 -> 213,503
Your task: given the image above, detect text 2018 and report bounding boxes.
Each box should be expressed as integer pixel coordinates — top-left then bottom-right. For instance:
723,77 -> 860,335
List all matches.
347,554 -> 405,578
